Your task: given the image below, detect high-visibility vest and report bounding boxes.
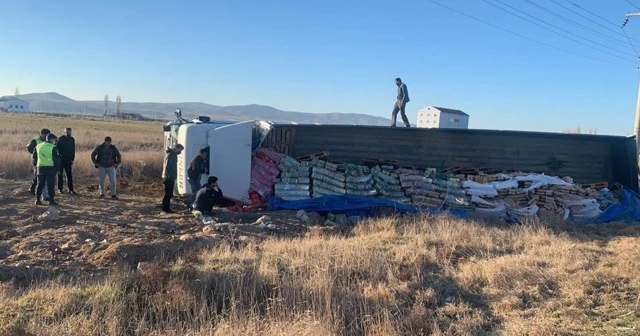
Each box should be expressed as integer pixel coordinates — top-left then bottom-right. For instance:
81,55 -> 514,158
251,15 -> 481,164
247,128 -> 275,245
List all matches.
33,136 -> 44,145
36,142 -> 55,167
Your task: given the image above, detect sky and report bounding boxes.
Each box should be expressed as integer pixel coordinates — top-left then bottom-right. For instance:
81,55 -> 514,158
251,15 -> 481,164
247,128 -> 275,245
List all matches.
2,0 -> 640,135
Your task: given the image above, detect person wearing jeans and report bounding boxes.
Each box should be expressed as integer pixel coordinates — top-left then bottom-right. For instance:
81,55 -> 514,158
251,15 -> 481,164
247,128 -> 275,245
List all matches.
91,136 -> 122,199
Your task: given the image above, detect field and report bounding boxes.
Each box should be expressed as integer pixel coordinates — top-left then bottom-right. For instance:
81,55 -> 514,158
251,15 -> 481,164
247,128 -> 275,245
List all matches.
1,113 -> 640,335
0,113 -> 165,179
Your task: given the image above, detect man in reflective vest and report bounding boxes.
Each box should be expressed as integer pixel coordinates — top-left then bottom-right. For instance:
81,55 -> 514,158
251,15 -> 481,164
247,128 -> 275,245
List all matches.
26,128 -> 51,194
32,133 -> 61,205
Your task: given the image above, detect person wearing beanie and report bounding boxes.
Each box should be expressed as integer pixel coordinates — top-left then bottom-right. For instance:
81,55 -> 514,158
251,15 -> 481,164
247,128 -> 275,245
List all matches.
32,133 -> 60,205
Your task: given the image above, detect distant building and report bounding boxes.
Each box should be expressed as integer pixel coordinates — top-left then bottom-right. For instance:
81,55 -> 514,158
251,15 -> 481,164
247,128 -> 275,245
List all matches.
417,106 -> 469,129
0,96 -> 30,113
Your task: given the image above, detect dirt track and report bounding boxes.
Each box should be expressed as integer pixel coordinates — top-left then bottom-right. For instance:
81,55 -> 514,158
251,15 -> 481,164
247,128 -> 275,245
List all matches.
0,178 -> 317,284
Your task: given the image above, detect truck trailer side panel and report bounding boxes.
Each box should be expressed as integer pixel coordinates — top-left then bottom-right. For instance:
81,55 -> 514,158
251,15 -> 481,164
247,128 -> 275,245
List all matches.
262,125 -> 638,191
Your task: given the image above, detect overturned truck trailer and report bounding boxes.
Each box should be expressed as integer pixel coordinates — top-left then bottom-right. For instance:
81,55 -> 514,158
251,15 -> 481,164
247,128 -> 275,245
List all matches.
261,125 -> 639,192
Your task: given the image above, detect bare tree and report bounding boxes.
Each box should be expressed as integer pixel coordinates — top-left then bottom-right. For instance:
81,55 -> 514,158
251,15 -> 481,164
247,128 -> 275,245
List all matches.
116,95 -> 122,118
103,95 -> 109,116
14,87 -> 20,97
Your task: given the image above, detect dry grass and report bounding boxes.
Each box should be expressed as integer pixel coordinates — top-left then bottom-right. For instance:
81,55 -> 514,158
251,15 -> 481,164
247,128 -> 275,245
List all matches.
1,216 -> 640,335
0,113 -> 164,179
2,113 -> 640,335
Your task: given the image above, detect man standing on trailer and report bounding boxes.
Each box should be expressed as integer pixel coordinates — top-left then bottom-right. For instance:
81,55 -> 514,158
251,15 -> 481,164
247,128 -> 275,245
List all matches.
391,77 -> 411,128
57,127 -> 77,194
161,144 -> 184,213
26,128 -> 51,194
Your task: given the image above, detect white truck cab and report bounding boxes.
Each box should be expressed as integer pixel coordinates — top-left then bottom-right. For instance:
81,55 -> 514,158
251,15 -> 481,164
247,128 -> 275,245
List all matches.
163,113 -> 274,204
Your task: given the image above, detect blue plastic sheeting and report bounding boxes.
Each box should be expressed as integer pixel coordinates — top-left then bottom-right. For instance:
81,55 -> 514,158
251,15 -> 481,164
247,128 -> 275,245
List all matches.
592,186 -> 640,224
268,195 -> 470,218
268,195 -> 416,216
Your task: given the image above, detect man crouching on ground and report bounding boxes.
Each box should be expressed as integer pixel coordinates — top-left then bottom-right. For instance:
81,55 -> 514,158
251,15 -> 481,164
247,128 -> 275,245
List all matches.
192,176 -> 235,214
33,133 -> 61,206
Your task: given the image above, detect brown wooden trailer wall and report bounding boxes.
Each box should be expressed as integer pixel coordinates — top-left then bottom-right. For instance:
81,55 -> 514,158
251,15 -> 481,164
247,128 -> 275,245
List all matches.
261,125 -> 639,191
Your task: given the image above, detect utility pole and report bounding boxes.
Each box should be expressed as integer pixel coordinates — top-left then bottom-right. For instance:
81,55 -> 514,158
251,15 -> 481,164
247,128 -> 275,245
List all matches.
624,13 -> 640,153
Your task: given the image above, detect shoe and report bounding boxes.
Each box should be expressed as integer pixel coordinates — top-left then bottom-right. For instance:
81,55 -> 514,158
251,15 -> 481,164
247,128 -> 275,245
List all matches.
49,201 -> 58,206
35,199 -> 42,205
111,195 -> 119,200
43,197 -> 50,202
99,194 -> 105,199
58,189 -> 65,194
28,189 -> 35,195
390,124 -> 397,128
162,209 -> 174,214
405,124 -> 411,128
69,191 -> 78,195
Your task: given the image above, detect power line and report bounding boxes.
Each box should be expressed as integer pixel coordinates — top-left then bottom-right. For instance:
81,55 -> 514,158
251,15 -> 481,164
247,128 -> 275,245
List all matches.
482,0 -> 637,63
622,17 -> 640,59
425,0 -> 632,68
624,0 -> 640,11
562,0 -> 624,27
552,0 -> 640,44
522,0 -> 634,47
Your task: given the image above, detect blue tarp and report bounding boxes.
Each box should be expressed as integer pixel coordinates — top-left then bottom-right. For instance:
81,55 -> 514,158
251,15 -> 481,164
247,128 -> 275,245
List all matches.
267,195 -> 469,218
592,186 -> 640,224
269,187 -> 640,224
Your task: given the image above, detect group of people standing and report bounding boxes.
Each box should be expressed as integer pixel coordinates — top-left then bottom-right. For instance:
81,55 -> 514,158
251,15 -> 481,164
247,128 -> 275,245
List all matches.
27,128 -> 230,213
161,144 -> 232,214
27,128 -> 121,205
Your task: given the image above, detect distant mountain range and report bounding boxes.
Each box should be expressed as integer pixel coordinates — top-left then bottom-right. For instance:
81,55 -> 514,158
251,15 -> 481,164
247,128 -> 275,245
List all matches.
12,92 -> 391,125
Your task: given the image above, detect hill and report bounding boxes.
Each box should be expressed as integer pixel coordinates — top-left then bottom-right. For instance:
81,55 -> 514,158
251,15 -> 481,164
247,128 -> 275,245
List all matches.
15,92 -> 391,125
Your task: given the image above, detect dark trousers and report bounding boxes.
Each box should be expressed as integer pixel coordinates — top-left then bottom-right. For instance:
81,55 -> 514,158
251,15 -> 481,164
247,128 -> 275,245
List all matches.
162,178 -> 175,210
195,197 -> 235,213
29,167 -> 38,191
391,100 -> 410,127
36,173 -> 56,203
58,160 -> 74,192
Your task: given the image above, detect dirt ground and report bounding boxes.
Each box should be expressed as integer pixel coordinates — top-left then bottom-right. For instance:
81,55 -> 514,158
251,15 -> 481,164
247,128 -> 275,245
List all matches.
0,178 -> 323,283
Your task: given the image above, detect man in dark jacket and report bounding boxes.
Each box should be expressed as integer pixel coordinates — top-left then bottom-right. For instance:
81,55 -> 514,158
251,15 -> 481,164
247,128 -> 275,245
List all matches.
90,136 -> 122,199
391,77 -> 411,128
26,128 -> 51,194
33,133 -> 61,205
57,127 -> 77,194
192,176 -> 235,213
184,147 -> 209,208
161,144 -> 184,213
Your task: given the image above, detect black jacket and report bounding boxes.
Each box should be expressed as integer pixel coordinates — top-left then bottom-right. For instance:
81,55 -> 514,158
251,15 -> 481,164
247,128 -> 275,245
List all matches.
187,155 -> 208,180
91,143 -> 122,168
57,135 -> 76,161
193,185 -> 224,212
